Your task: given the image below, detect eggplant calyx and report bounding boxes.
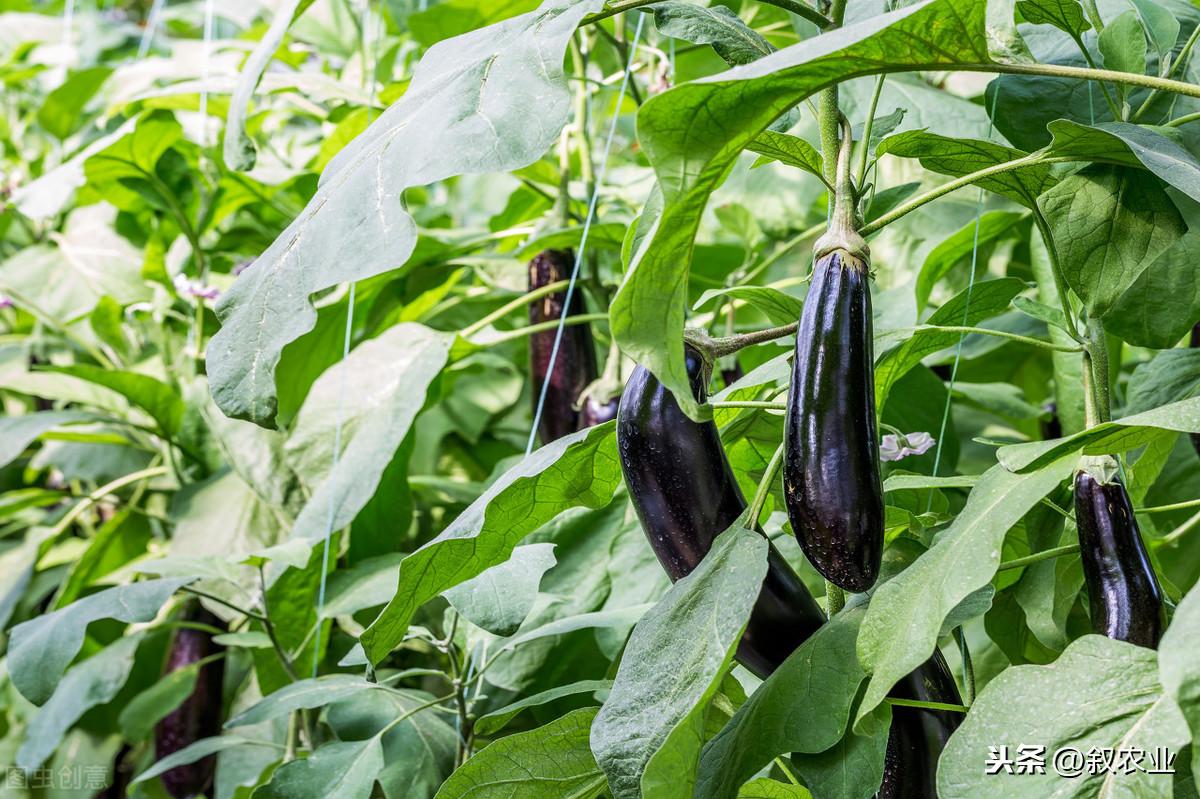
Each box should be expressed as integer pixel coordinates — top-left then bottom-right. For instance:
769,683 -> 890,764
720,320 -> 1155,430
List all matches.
576,374 -> 623,411
1078,454 -> 1120,484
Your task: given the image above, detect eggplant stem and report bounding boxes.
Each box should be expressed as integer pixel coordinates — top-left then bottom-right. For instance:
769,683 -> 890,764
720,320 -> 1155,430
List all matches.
814,115 -> 868,261
746,442 -> 785,526
997,543 -> 1079,571
689,321 -> 799,359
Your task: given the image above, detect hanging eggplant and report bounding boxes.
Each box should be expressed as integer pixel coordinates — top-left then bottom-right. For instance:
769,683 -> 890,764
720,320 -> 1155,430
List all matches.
877,650 -> 964,799
617,345 -> 826,677
1074,459 -> 1166,648
1192,323 -> 1199,457
528,249 -> 599,443
783,245 -> 883,592
154,607 -> 226,799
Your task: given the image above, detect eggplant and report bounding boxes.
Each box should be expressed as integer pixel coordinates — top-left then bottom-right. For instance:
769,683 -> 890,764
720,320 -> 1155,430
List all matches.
721,360 -> 744,388
1074,468 -> 1165,648
1039,401 -> 1062,441
784,249 -> 883,592
580,394 -> 619,427
877,650 -> 963,799
528,249 -> 598,444
155,608 -> 226,799
617,345 -> 826,677
1192,323 -> 1199,457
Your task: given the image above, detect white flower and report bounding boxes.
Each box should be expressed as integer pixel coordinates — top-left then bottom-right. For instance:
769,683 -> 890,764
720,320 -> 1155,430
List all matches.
880,431 -> 936,462
173,273 -> 220,302
0,294 -> 12,310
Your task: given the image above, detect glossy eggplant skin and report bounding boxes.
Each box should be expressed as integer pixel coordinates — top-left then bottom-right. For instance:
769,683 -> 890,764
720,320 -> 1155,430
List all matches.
784,250 -> 883,592
877,650 -> 963,799
617,346 -> 825,678
1074,471 -> 1165,648
528,249 -> 598,444
155,608 -> 225,799
1192,324 -> 1199,457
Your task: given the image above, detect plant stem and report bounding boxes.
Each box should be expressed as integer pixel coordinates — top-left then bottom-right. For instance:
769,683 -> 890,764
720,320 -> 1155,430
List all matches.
997,543 -> 1079,571
825,581 -> 845,616
1140,497 -> 1200,514
1068,34 -> 1121,119
746,443 -> 785,526
1132,23 -> 1200,122
855,75 -> 886,188
1084,316 -> 1111,423
1159,508 -> 1200,547
774,757 -> 802,785
711,400 -> 787,411
50,465 -> 170,539
583,0 -> 833,30
691,321 -> 799,358
911,325 -> 1082,353
570,35 -> 596,201
460,279 -> 570,338
476,312 -> 607,345
739,223 -> 825,285
1029,207 -> 1085,343
885,697 -> 970,713
1167,110 -> 1200,127
180,586 -> 268,623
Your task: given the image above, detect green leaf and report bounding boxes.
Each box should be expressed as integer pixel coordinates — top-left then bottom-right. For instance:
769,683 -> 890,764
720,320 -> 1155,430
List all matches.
254,739 -> 384,799
1031,228 -> 1086,435
325,689 -> 457,799
475,679 -> 612,736
407,0 -> 541,48
997,395 -> 1200,471
1160,585 -> 1200,783
444,543 -> 556,636
1038,164 -> 1184,318
592,527 -> 768,799
82,111 -> 183,212
916,211 -> 1025,311
695,606 -> 867,799
857,457 -> 1076,720
0,488 -> 64,520
1106,232 -> 1200,348
1011,295 -> 1068,332
8,577 -> 191,705
17,634 -> 143,770
224,0 -> 317,170
612,0 -> 994,422
360,423 -> 620,664
43,364 -> 184,436
875,131 -> 1055,208
747,131 -> 825,180
275,323 -> 452,561
37,66 -> 111,140
874,278 -> 1026,409
435,708 -> 606,799
0,410 -> 94,470
227,675 -> 378,728
939,636 -> 1189,798
118,657 -> 203,741
737,779 -> 812,799
1045,120 -> 1200,205
131,736 -> 277,785
693,286 -> 805,327
1128,0 -> 1179,59
789,707 -> 889,799
1125,350 -> 1200,416
1099,10 -> 1148,75
651,3 -> 774,66
1016,0 -> 1090,36
207,0 -> 604,426
55,509 -> 153,608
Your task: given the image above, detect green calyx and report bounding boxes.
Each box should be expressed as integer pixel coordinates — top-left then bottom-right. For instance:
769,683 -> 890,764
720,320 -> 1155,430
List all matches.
814,114 -> 869,264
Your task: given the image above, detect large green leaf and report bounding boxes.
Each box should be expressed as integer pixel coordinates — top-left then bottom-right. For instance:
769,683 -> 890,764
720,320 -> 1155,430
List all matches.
1045,120 -> 1200,204
1106,231 -> 1200,349
592,526 -> 767,799
856,457 -> 1076,720
0,410 -> 95,470
695,607 -> 867,799
8,577 -> 191,705
255,739 -> 384,799
1038,164 -> 1185,318
939,635 -> 1189,798
998,395 -> 1200,471
17,634 -> 144,770
273,323 -> 452,564
360,423 -> 621,664
443,543 -> 556,636
475,680 -> 613,736
915,212 -> 1026,311
650,3 -> 774,66
206,0 -> 604,426
435,708 -> 606,799
226,675 -> 378,728
44,364 -> 184,436
611,0 -> 995,421
1125,349 -> 1200,416
1160,585 -> 1200,787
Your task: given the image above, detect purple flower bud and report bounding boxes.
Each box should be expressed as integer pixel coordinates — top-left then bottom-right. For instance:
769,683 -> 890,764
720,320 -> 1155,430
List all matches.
0,295 -> 12,310
173,274 -> 220,302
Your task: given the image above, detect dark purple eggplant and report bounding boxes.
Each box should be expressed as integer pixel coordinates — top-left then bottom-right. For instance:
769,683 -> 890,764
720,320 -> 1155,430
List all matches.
99,745 -> 133,798
155,608 -> 226,799
784,249 -> 883,592
720,360 -> 744,388
1192,323 -> 1199,457
1040,401 -> 1062,441
1074,467 -> 1165,648
877,650 -> 963,799
580,394 -> 619,427
617,345 -> 825,677
528,249 -> 598,444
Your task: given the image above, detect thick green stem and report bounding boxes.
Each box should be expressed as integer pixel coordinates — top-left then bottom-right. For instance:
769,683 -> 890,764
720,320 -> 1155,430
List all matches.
998,543 -> 1080,571
1083,316 -> 1111,425
815,116 -> 867,259
1029,207 -> 1085,343
687,321 -> 798,359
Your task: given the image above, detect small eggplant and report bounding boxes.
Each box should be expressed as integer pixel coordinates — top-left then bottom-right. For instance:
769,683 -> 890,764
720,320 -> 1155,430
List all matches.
784,249 -> 883,592
877,650 -> 963,799
155,608 -> 226,799
528,249 -> 598,444
580,394 -> 620,427
1192,323 -> 1199,457
1074,466 -> 1165,648
617,345 -> 826,678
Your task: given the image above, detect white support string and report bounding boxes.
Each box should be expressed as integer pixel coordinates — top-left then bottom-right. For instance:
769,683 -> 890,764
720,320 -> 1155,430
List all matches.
526,13 -> 645,457
312,0 -> 380,678
137,0 -> 166,57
